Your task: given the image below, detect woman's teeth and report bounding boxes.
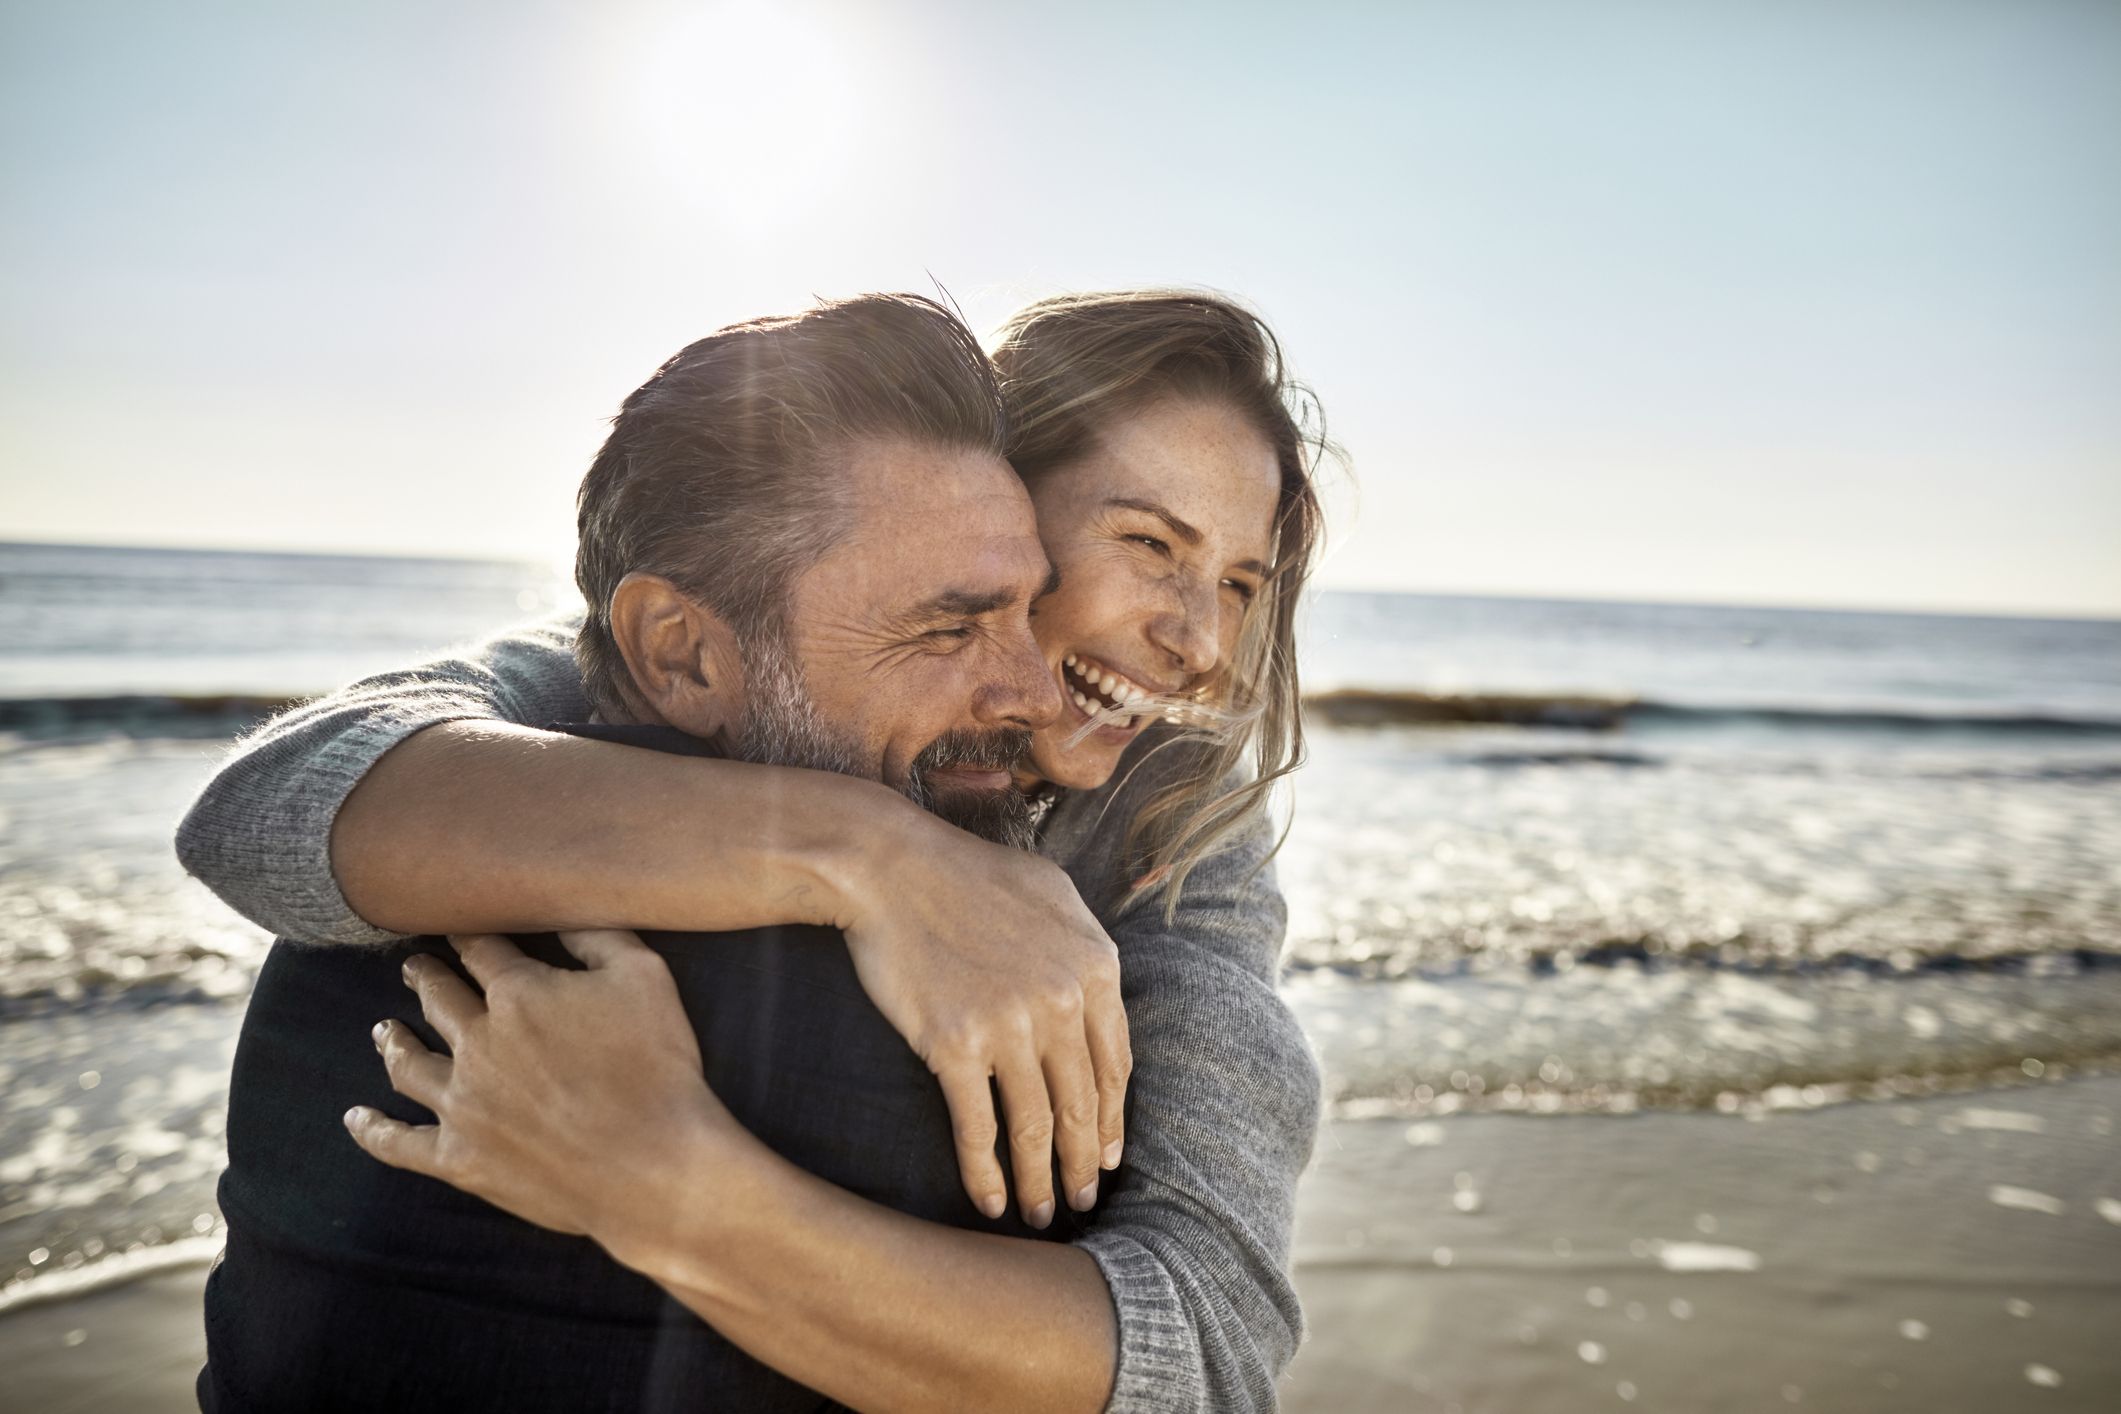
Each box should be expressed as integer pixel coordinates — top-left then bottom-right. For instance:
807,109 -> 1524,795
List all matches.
1062,653 -> 1151,720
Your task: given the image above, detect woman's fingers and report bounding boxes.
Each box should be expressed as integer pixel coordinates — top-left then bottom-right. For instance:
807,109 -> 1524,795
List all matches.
933,1061 -> 1008,1221
1083,986 -> 1132,1171
553,928 -> 648,970
1043,1030 -> 1103,1213
400,953 -> 485,1050
342,1105 -> 443,1178
373,1019 -> 451,1112
993,1053 -> 1058,1229
450,933 -> 529,989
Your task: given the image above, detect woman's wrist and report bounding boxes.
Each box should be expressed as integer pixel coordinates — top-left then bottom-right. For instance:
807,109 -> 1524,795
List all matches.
590,1094 -> 764,1299
793,773 -> 945,931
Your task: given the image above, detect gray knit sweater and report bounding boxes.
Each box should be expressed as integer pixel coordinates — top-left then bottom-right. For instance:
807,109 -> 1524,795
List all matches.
175,614 -> 1321,1413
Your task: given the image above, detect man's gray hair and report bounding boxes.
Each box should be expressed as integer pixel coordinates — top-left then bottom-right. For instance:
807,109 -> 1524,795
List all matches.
573,293 -> 1008,720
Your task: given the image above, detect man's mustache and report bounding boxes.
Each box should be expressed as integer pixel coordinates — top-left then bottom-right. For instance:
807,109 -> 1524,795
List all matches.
910,727 -> 1033,779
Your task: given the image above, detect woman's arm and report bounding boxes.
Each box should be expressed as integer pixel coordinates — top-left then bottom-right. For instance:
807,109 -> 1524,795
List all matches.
541,794 -> 1325,1414
173,613 -> 937,944
328,716 -> 914,938
177,616 -> 1133,1227
623,1130 -> 1119,1414
651,898 -> 1319,1414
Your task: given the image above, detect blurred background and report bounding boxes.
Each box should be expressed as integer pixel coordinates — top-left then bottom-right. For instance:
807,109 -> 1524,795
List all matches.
2,1 -> 2117,1409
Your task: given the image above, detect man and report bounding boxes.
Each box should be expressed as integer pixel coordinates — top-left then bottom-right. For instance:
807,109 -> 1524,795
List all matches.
198,295 -> 1095,1411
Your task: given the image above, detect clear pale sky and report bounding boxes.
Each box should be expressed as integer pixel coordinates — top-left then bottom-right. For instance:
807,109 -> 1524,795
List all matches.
4,0 -> 2117,615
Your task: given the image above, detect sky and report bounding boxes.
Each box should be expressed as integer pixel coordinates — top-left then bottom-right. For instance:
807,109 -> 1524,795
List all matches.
3,0 -> 2117,616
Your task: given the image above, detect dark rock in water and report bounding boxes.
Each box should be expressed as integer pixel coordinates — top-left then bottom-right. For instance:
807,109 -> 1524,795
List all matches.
0,694 -> 298,736
1306,689 -> 1633,731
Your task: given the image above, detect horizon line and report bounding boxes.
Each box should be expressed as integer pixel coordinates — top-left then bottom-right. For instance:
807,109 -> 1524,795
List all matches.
4,534 -> 2116,627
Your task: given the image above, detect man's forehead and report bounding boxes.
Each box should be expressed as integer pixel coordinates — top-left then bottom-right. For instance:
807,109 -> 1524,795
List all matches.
834,436 -> 1020,513
800,438 -> 1047,618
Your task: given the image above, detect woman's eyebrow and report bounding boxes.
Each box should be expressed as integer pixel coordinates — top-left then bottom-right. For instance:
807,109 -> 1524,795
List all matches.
1106,497 -> 1202,547
1108,497 -> 1266,575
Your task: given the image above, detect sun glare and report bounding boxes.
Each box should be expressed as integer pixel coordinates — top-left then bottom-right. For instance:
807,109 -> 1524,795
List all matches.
616,1 -> 861,231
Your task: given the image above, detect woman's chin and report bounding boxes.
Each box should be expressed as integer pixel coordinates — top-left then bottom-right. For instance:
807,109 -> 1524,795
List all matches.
1029,736 -> 1120,792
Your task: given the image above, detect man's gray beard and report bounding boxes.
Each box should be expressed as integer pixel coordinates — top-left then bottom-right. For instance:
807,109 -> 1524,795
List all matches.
726,630 -> 863,781
730,629 -> 1038,851
902,741 -> 1040,852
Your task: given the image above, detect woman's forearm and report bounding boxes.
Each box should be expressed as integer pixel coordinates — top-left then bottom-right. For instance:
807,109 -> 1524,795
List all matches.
332,721 -> 902,937
605,1120 -> 1117,1414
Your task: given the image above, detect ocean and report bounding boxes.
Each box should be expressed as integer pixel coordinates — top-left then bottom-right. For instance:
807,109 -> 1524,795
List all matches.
2,540 -> 2118,1314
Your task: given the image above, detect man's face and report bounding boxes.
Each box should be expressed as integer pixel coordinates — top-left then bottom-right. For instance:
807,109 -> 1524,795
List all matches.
732,437 -> 1062,844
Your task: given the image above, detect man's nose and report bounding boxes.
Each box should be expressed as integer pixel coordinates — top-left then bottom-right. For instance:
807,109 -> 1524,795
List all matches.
975,621 -> 1062,730
1148,575 -> 1222,680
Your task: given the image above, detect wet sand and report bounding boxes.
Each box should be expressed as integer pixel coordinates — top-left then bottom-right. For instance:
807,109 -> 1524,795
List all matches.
3,1077 -> 2116,1413
1283,1075 -> 2121,1412
0,1264 -> 202,1414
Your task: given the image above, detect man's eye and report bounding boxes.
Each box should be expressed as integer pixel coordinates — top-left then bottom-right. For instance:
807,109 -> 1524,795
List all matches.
925,626 -> 973,642
1131,535 -> 1171,555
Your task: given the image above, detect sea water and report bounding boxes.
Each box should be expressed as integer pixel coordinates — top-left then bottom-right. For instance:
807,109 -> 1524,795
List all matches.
2,542 -> 2117,1301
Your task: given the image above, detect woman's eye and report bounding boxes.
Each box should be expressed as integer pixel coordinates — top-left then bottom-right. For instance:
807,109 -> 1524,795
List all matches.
1223,579 -> 1257,603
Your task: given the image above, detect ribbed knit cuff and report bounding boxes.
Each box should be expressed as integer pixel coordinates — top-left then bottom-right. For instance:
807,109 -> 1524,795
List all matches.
1079,1230 -> 1203,1414
287,703 -> 464,943
178,700 -> 484,947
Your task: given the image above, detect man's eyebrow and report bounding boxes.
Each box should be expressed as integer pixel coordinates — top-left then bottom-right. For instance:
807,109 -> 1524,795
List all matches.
905,564 -> 1060,626
1110,497 -> 1268,576
907,586 -> 1016,621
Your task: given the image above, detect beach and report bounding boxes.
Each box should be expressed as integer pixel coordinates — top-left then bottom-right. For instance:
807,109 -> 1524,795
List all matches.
4,544 -> 2119,1410
5,1075 -> 2115,1413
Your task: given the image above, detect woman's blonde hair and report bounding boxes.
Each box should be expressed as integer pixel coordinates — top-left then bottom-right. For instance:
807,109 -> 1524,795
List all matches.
991,290 -> 1336,917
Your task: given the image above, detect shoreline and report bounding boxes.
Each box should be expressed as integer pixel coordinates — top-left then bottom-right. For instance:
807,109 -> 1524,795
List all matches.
0,1236 -> 223,1320
5,1075 -> 2115,1412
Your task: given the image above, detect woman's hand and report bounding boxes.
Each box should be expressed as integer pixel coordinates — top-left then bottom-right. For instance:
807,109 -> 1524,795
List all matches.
344,930 -> 731,1244
829,813 -> 1132,1230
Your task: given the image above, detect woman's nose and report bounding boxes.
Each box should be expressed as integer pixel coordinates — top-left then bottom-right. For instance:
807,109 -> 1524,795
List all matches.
1148,576 -> 1221,678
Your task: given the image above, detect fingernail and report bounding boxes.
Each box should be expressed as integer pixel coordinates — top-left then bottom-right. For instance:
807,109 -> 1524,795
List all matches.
1073,1181 -> 1098,1212
1102,1140 -> 1123,1170
342,1106 -> 364,1132
401,957 -> 420,983
978,1192 -> 1006,1220
1028,1200 -> 1054,1229
371,1020 -> 388,1048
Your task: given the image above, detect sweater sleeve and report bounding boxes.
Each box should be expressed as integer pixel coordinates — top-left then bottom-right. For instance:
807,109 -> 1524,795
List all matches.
1068,788 -> 1321,1413
173,612 -> 591,947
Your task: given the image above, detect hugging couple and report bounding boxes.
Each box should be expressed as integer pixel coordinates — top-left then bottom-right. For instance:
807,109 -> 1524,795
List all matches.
179,289 -> 1333,1412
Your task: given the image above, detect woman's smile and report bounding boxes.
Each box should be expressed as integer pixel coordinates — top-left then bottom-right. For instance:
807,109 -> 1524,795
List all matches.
1059,651 -> 1174,733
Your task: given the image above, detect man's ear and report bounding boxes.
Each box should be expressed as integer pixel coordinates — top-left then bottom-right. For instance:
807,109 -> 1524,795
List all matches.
607,573 -> 744,740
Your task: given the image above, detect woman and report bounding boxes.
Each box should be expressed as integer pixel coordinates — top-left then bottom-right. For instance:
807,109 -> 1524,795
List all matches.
179,290 -> 1334,1412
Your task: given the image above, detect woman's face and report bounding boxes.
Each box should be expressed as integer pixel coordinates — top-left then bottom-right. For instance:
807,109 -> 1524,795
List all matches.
1023,395 -> 1281,790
